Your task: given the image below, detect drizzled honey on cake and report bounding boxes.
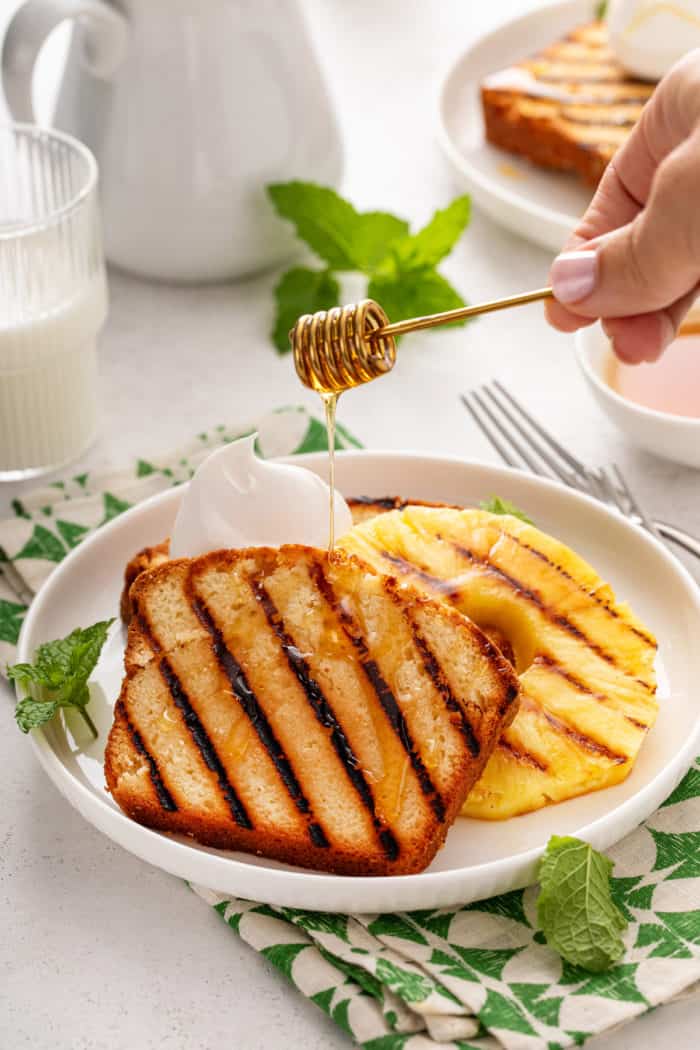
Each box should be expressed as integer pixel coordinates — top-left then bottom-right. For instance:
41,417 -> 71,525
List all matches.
481,21 -> 655,185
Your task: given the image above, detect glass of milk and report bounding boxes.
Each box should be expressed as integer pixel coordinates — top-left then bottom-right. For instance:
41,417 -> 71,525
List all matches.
0,123 -> 108,480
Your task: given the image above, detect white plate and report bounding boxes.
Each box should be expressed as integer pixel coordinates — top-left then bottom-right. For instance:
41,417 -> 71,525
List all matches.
437,0 -> 597,252
18,452 -> 700,912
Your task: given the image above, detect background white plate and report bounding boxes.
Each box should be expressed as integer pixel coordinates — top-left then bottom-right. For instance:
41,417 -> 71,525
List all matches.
437,0 -> 598,251
18,452 -> 700,912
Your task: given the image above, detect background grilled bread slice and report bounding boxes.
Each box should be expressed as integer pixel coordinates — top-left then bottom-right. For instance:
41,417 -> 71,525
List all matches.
481,21 -> 655,186
340,506 -> 658,819
119,540 -> 170,623
106,545 -> 519,875
119,498 -> 453,624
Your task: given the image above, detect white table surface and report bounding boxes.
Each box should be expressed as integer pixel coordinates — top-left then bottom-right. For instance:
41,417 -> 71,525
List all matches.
2,2 -> 699,1047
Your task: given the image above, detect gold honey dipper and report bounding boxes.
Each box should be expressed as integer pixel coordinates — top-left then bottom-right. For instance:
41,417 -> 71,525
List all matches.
291,286 -> 555,393
290,284 -> 554,552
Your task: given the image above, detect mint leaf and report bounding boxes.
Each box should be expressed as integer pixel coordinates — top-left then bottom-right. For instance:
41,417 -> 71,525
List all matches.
6,661 -> 42,685
537,835 -> 628,973
267,182 -> 408,272
272,267 -> 340,353
595,1 -> 608,20
8,618 -> 114,737
479,496 -> 534,525
269,182 -> 357,269
33,619 -> 112,700
394,195 -> 471,270
351,211 -> 410,271
15,696 -> 58,733
367,270 -> 466,327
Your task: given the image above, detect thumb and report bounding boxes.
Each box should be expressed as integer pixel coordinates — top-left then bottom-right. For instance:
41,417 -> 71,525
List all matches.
550,128 -> 700,320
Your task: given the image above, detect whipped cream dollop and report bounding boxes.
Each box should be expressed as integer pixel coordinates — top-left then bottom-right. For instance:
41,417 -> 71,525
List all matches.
170,433 -> 352,559
608,1 -> 700,80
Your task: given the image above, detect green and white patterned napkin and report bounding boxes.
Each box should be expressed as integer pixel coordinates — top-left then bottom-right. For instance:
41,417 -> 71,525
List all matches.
2,405 -> 700,1050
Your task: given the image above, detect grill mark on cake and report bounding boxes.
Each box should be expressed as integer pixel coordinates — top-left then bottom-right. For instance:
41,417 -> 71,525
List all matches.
251,575 -> 399,861
536,71 -> 635,85
403,615 -> 481,757
560,110 -> 639,128
190,593 -> 329,848
133,608 -> 253,827
119,701 -> 178,811
159,658 -> 253,828
498,737 -> 549,772
560,127 -> 630,147
540,47 -> 616,65
311,561 -> 446,823
542,708 -> 628,764
309,823 -> 329,847
508,87 -> 653,105
349,496 -> 404,510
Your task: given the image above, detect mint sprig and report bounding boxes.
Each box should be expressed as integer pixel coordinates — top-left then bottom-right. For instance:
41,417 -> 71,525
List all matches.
537,835 -> 628,973
8,619 -> 114,737
267,181 -> 471,353
479,496 -> 534,525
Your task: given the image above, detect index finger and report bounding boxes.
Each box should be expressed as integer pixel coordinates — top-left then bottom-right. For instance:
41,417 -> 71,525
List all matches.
560,54 -> 698,250
546,98 -> 658,331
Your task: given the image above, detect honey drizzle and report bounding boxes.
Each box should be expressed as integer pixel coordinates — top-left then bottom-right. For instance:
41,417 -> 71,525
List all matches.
321,392 -> 339,551
290,302 -> 396,553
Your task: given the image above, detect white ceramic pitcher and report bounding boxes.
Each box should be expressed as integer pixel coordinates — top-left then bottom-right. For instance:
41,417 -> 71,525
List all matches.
2,0 -> 344,282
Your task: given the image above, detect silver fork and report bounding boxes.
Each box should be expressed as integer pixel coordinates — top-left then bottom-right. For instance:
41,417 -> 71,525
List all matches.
461,380 -> 700,562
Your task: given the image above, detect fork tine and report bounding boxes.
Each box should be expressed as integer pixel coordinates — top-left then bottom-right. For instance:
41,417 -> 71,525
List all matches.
483,383 -> 577,486
463,384 -> 673,551
609,464 -> 664,541
492,380 -> 588,477
0,559 -> 33,606
471,389 -> 552,476
460,392 -> 524,470
594,467 -> 621,507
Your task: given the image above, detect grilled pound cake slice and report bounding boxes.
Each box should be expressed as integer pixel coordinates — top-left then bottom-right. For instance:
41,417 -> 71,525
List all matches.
340,506 -> 658,820
119,540 -> 170,624
481,21 -> 655,186
106,545 -> 519,875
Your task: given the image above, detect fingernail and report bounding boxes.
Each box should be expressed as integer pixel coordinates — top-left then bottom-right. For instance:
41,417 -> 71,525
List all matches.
550,250 -> 598,304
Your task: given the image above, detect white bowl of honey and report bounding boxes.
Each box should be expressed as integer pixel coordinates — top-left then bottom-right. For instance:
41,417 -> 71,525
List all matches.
575,317 -> 700,469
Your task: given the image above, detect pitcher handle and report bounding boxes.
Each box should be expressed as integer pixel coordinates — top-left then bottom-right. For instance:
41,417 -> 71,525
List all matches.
2,0 -> 128,122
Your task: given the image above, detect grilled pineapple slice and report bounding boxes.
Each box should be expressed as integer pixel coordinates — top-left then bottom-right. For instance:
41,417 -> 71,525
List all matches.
339,506 -> 658,819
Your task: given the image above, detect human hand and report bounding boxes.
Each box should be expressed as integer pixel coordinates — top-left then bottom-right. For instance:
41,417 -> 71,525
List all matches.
546,50 -> 700,363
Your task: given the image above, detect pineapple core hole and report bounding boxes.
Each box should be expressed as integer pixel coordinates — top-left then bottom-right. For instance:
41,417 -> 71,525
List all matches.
479,618 -> 536,675
451,596 -> 537,675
